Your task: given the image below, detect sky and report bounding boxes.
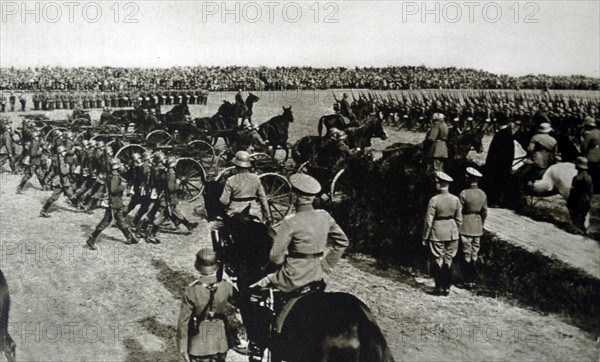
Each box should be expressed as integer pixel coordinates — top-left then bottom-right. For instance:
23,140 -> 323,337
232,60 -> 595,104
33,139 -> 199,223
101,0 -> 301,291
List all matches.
0,0 -> 599,76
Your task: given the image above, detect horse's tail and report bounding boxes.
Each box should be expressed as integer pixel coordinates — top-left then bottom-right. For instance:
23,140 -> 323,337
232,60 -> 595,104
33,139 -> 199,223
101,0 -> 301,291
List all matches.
318,116 -> 325,137
355,298 -> 396,362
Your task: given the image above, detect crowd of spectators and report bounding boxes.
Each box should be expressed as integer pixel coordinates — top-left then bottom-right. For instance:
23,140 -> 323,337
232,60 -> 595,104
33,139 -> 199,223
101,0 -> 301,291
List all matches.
1,66 -> 598,92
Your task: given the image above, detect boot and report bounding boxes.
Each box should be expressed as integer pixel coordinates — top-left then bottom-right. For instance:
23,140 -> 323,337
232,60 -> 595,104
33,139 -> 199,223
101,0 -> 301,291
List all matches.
125,232 -> 140,245
441,264 -> 452,296
136,219 -> 148,238
470,260 -> 478,287
428,263 -> 442,296
40,202 -> 52,218
183,219 -> 199,232
86,231 -> 100,250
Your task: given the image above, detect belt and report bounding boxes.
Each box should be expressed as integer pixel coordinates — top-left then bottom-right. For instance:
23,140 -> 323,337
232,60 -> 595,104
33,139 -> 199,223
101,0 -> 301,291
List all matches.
463,211 -> 481,215
287,251 -> 324,259
434,215 -> 453,220
231,196 -> 256,202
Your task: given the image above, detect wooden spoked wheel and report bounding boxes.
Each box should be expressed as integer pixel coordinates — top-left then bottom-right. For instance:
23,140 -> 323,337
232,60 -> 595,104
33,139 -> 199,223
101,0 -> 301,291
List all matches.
259,173 -> 293,224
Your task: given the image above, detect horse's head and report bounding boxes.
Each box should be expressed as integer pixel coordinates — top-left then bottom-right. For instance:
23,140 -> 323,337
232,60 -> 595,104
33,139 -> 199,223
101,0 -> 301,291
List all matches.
282,106 -> 294,123
247,93 -> 260,104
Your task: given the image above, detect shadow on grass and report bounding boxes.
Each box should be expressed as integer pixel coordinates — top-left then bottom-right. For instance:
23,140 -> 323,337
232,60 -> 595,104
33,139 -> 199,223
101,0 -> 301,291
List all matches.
151,258 -> 195,300
123,316 -> 178,362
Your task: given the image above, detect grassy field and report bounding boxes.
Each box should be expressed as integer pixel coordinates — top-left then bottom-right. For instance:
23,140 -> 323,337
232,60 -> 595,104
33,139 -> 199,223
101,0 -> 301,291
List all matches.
1,90 -> 599,361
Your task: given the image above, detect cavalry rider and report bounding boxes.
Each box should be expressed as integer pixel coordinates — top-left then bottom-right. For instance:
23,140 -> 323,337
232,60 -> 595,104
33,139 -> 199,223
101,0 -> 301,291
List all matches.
322,128 -> 352,171
40,145 -> 78,218
251,173 -> 349,291
422,172 -> 462,296
423,113 -> 449,172
85,158 -> 141,250
340,93 -> 356,123
219,151 -> 272,224
521,122 -> 560,181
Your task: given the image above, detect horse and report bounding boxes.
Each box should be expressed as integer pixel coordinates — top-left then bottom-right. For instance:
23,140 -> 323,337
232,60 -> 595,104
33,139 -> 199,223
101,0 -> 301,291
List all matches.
344,118 -> 388,150
530,162 -> 577,200
258,106 -> 294,161
0,270 -> 16,362
245,93 -> 260,123
201,185 -> 396,362
318,114 -> 361,137
163,103 -> 190,123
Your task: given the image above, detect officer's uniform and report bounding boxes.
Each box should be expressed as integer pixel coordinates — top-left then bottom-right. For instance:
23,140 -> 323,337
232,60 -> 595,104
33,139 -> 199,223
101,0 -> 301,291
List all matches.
263,174 -> 349,293
86,160 -> 138,249
422,172 -> 462,295
220,170 -> 270,222
424,113 -> 449,172
177,249 -> 237,362
0,128 -> 17,172
132,154 -> 154,232
525,123 -> 559,179
458,168 -> 487,286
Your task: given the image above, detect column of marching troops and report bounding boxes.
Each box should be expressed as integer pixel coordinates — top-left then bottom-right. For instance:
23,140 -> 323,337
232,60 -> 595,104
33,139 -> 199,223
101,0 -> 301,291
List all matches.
0,90 -> 209,112
0,119 -> 199,250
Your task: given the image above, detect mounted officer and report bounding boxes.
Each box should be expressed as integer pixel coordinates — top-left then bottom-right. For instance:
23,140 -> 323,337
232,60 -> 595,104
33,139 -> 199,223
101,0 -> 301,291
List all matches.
521,122 -> 560,181
251,173 -> 349,292
339,93 -> 356,122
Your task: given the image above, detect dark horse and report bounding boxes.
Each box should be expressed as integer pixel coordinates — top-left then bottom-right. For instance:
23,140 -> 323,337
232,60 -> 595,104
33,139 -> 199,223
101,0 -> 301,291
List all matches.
345,118 -> 388,149
201,188 -> 395,362
163,103 -> 190,123
243,93 -> 260,123
317,114 -> 358,137
0,270 -> 16,362
258,106 -> 294,161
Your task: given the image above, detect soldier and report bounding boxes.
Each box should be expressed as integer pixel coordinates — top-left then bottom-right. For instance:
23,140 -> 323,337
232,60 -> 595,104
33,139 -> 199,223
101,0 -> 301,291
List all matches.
422,172 -> 462,296
219,151 -> 271,223
0,125 -> 17,172
251,173 -> 349,292
40,145 -> 78,218
567,157 -> 593,234
33,92 -> 40,111
17,130 -> 46,192
9,92 -> 16,112
340,93 -> 356,122
146,157 -> 199,243
482,114 -> 514,207
580,116 -> 600,192
46,92 -> 55,111
19,92 -> 26,111
124,152 -> 145,216
132,151 -> 155,235
458,167 -> 487,288
68,92 -> 76,110
72,139 -> 97,206
78,142 -> 111,211
423,113 -> 449,172
0,93 -> 7,112
177,249 -> 237,362
521,122 -> 559,181
85,159 -> 141,250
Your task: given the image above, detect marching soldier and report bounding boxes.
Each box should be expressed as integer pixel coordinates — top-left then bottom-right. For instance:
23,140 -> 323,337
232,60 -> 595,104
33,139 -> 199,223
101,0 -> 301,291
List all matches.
145,157 -> 199,243
85,158 -> 141,250
17,130 -> 46,192
0,125 -> 17,172
132,151 -> 155,235
422,172 -> 462,296
458,167 -> 487,288
40,145 -> 78,217
423,113 -> 449,172
124,153 -> 145,215
177,249 -> 238,362
72,139 -> 97,206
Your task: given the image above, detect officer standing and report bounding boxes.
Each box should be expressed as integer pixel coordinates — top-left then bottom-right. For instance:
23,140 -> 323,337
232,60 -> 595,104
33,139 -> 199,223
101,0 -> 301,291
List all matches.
177,249 -> 237,362
19,92 -> 26,111
567,157 -> 594,234
422,172 -> 462,296
9,92 -> 16,112
251,173 -> 349,292
85,159 -> 141,250
423,113 -> 449,172
458,167 -> 487,288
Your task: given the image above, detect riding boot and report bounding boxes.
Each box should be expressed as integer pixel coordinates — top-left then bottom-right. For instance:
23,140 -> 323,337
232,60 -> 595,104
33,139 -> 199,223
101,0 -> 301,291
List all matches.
462,259 -> 472,286
429,263 -> 442,295
136,219 -> 148,238
441,264 -> 452,296
470,260 -> 478,286
144,223 -> 155,243
151,225 -> 161,244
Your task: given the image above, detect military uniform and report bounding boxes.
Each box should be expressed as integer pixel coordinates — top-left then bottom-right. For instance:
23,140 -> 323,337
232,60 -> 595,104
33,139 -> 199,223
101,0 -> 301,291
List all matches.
567,157 -> 593,233
86,161 -> 139,249
458,168 -> 487,286
424,113 -> 449,172
177,250 -> 237,362
581,121 -> 600,193
219,170 -> 270,222
17,135 -> 46,191
422,172 -> 462,295
40,149 -> 77,217
0,128 -> 17,172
